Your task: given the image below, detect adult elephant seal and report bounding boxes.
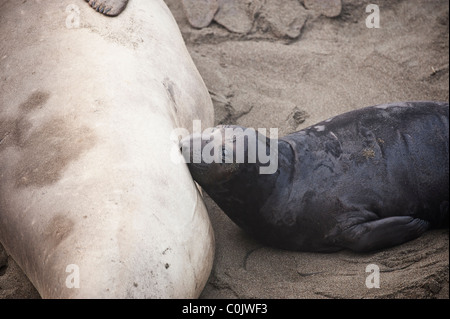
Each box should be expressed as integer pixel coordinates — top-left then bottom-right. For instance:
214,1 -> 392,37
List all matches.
0,0 -> 214,298
181,102 -> 449,253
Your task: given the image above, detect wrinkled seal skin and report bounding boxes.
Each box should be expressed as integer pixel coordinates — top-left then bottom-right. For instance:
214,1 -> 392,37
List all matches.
0,0 -> 214,298
184,102 -> 449,252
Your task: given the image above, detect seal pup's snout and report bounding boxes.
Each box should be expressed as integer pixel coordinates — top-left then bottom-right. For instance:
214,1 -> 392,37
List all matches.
179,136 -> 192,163
179,139 -> 185,154
180,133 -> 204,164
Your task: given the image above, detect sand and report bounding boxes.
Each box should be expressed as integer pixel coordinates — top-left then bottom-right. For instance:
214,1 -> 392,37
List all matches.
1,0 -> 448,299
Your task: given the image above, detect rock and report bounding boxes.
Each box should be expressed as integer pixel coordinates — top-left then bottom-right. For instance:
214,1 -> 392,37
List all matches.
292,109 -> 309,125
304,0 -> 342,18
287,107 -> 310,132
182,0 -> 219,29
214,0 -> 254,34
257,0 -> 308,39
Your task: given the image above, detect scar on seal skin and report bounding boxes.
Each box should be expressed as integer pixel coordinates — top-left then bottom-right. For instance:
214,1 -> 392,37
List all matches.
85,0 -> 129,17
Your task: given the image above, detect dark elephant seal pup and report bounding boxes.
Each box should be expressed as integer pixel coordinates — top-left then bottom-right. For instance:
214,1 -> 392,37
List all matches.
181,101 -> 449,252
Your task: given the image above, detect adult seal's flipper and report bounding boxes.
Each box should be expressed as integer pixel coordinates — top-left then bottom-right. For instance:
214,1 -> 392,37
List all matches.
334,216 -> 430,252
85,0 -> 129,16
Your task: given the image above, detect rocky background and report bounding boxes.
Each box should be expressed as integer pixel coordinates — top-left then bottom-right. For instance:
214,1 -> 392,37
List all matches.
1,0 -> 448,298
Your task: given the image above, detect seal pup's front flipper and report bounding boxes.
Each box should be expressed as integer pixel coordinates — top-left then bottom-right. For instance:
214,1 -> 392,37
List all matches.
85,0 -> 129,16
332,216 -> 430,252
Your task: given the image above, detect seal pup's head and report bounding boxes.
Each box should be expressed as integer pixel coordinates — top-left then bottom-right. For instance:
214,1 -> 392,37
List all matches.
180,125 -> 269,189
180,125 -> 286,241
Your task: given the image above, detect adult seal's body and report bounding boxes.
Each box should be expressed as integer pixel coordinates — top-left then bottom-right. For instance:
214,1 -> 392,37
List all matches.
1,0 -> 214,298
181,102 -> 449,252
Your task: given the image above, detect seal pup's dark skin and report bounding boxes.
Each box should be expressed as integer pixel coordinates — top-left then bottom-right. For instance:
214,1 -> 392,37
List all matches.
85,0 -> 129,16
181,102 -> 449,252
